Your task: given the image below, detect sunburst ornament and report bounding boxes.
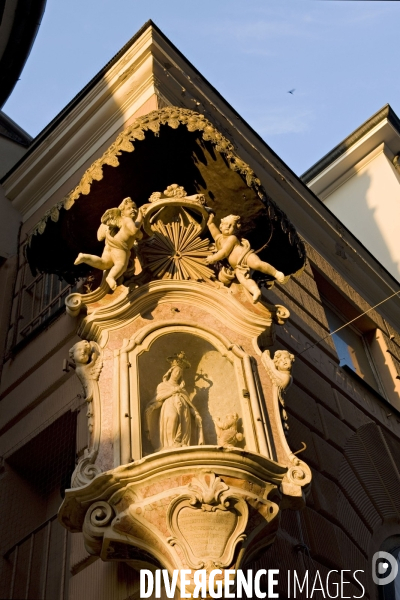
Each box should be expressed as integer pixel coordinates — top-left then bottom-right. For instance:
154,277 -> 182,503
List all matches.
140,184 -> 215,281
143,220 -> 214,281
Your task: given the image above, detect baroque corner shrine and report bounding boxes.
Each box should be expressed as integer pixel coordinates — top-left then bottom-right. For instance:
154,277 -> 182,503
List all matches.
1,19 -> 400,600
42,105 -> 310,593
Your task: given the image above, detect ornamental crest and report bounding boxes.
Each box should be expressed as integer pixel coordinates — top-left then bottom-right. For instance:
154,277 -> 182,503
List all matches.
167,471 -> 248,570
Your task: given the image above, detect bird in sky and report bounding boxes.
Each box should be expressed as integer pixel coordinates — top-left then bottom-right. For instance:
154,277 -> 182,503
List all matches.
288,89 -> 295,95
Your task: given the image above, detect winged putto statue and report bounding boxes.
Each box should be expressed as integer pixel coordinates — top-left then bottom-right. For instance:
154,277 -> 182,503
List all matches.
205,213 -> 287,303
74,197 -> 145,290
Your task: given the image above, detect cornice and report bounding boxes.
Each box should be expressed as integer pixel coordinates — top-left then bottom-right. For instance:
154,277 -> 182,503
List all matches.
141,33 -> 400,322
302,104 -> 400,184
72,279 -> 286,345
21,75 -> 156,222
5,40 -> 159,221
1,21 -> 156,180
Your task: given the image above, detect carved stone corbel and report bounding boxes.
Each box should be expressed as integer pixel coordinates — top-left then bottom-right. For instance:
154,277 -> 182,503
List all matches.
59,448 -> 286,594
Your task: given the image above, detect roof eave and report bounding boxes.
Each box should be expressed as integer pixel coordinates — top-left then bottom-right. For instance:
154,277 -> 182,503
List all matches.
301,104 -> 400,184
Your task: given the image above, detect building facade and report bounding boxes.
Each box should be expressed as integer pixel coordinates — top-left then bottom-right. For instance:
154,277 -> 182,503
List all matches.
0,21 -> 400,600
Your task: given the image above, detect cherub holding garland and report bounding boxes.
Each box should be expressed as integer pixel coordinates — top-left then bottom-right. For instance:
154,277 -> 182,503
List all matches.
205,213 -> 286,303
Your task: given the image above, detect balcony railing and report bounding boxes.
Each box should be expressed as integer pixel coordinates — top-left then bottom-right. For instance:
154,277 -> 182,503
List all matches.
6,257 -> 76,355
4,514 -> 69,600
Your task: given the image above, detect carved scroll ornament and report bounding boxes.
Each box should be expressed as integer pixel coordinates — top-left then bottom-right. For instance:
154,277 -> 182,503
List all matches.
261,348 -> 312,503
59,445 -> 308,594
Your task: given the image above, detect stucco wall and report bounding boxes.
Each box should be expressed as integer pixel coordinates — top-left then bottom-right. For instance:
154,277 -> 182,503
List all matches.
323,149 -> 400,283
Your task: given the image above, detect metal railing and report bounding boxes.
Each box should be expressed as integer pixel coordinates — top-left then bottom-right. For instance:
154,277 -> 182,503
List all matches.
4,514 -> 69,600
6,259 -> 76,353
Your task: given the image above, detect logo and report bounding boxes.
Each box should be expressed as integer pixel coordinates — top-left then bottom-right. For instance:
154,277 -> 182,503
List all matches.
372,551 -> 398,586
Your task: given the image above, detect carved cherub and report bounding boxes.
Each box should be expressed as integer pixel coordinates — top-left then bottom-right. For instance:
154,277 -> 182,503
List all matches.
205,213 -> 286,303
214,413 -> 244,448
69,340 -> 103,432
74,197 -> 146,291
262,349 -> 295,390
261,349 -> 295,435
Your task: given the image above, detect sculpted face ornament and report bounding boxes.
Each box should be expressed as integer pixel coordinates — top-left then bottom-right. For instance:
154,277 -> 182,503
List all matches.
206,213 -> 287,303
274,350 -> 295,373
74,197 -> 146,291
70,339 -> 92,365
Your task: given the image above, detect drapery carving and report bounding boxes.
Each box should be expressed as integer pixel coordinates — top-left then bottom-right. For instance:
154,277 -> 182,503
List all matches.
144,351 -> 204,451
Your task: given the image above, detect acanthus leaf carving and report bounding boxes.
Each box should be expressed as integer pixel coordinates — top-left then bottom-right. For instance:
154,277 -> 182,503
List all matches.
59,448 -> 290,592
188,471 -> 230,511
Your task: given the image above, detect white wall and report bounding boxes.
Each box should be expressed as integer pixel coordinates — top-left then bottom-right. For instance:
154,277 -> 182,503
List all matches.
323,148 -> 400,283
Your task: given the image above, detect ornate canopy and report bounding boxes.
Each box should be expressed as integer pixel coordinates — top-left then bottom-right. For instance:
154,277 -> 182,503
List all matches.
26,107 -> 305,283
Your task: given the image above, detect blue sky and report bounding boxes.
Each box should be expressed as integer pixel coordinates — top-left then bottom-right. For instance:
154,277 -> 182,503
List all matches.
3,1 -> 400,175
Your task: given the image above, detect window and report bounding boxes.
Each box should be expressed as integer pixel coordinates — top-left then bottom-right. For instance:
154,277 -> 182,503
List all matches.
323,302 -> 383,394
312,266 -> 400,406
6,253 -> 77,355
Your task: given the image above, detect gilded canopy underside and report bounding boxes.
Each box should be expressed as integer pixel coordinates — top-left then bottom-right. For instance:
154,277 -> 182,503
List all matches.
26,107 -> 306,283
